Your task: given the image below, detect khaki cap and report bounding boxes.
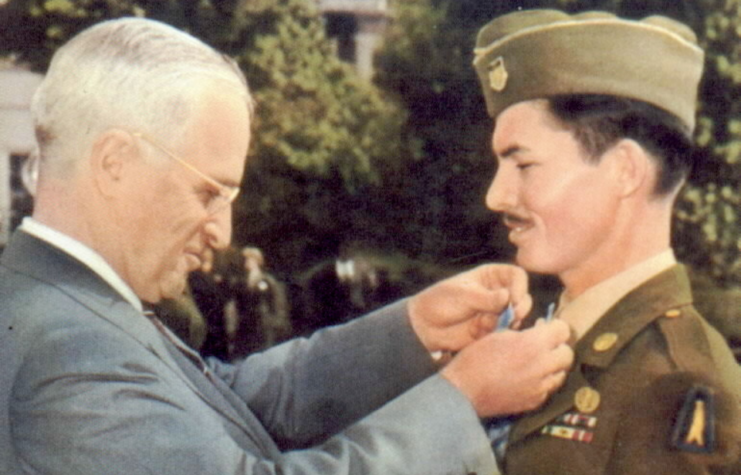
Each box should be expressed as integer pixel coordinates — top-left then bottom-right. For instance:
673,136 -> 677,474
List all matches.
473,10 -> 704,131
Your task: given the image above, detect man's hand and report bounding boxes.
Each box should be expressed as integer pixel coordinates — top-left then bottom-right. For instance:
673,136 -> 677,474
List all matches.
441,319 -> 574,417
408,264 -> 532,353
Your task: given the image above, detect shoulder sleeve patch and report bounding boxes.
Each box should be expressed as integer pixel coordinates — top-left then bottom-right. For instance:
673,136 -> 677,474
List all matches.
670,385 -> 716,453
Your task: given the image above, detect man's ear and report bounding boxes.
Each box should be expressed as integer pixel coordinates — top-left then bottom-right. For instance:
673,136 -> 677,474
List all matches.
90,129 -> 137,197
604,139 -> 652,198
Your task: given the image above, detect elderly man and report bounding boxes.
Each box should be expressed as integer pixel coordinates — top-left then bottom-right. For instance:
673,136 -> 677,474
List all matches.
473,9 -> 741,474
0,18 -> 573,475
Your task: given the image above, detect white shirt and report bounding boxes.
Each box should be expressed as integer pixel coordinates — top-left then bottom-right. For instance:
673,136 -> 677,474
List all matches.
20,217 -> 143,312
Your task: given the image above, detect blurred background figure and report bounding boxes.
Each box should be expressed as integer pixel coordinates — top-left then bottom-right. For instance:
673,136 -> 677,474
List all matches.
164,245 -> 290,361
230,246 -> 292,359
188,247 -> 245,359
336,254 -> 379,312
294,246 -> 396,335
290,242 -> 463,335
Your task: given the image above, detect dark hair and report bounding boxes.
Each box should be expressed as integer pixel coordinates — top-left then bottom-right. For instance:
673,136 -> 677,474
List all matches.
546,94 -> 694,195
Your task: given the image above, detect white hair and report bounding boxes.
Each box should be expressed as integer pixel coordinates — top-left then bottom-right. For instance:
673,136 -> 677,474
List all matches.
31,17 -> 253,176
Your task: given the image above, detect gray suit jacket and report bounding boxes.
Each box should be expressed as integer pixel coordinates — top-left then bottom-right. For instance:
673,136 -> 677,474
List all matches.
0,232 -> 497,474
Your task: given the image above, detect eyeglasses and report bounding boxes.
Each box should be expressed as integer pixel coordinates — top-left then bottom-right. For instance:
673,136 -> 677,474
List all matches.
133,132 -> 240,215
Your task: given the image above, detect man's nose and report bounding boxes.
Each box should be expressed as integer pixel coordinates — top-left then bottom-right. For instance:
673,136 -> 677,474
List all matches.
485,167 -> 517,212
204,207 -> 232,250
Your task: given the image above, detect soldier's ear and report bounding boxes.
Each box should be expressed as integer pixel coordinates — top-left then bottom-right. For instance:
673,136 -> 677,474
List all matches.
603,139 -> 652,199
89,129 -> 138,198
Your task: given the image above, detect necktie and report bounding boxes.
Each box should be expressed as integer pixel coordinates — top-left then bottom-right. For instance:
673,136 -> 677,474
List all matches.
485,303 -> 555,465
144,310 -> 215,382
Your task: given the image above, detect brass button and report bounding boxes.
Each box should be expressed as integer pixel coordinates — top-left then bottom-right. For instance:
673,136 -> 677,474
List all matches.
593,332 -> 618,352
665,309 -> 681,318
575,386 -> 601,413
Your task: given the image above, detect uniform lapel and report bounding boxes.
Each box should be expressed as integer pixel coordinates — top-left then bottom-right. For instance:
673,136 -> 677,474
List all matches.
509,266 -> 694,444
508,366 -> 590,444
577,266 -> 693,370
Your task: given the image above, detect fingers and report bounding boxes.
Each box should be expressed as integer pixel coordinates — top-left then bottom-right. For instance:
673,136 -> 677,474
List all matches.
541,370 -> 568,395
528,321 -> 574,377
442,327 -> 573,416
479,264 -> 530,310
528,318 -> 571,348
533,342 -> 573,402
469,313 -> 497,339
468,291 -> 526,337
547,343 -> 575,373
407,263 -> 533,352
459,286 -> 511,329
527,323 -> 574,398
471,287 -> 511,315
490,264 -> 528,299
465,265 -> 533,329
431,264 -> 531,321
505,266 -> 530,312
511,293 -> 533,327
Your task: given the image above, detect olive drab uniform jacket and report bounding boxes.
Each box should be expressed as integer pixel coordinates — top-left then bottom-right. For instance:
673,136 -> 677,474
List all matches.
504,265 -> 741,475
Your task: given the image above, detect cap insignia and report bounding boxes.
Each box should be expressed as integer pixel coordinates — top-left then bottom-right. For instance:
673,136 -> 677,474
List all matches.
488,57 -> 508,92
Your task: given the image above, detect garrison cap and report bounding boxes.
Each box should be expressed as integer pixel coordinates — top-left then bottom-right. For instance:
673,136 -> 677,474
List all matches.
473,10 -> 704,131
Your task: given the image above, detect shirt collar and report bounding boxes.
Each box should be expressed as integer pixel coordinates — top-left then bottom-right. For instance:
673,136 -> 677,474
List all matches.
19,217 -> 143,312
556,249 -> 677,341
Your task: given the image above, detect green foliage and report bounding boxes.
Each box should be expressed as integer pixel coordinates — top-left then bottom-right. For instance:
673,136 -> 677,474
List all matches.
235,0 -> 405,183
225,0 -> 413,272
672,0 -> 741,285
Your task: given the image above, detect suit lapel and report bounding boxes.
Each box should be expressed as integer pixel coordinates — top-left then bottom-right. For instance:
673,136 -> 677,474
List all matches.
2,232 -> 277,454
155,333 -> 279,456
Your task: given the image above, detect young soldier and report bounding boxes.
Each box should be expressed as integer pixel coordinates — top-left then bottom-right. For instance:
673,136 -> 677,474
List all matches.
474,9 -> 741,474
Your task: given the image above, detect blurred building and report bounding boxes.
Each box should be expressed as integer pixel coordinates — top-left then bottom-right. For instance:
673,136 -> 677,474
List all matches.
315,0 -> 389,79
0,62 -> 42,246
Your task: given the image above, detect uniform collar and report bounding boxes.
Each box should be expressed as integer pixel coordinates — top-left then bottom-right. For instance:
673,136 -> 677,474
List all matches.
556,249 -> 676,341
575,264 -> 693,369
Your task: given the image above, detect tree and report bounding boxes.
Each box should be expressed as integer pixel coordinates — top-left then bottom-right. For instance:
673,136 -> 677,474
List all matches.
228,0 -> 412,273
670,0 -> 741,285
